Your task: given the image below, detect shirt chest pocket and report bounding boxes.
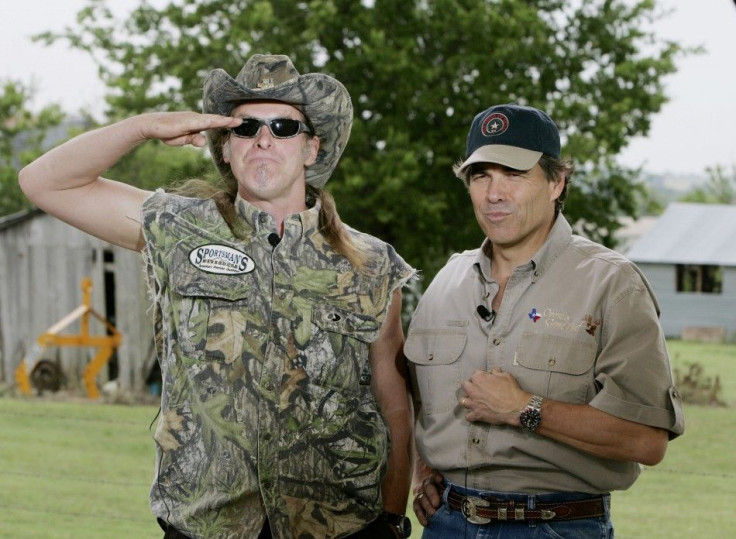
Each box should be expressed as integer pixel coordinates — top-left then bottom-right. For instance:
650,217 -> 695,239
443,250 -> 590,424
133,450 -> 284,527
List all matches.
171,267 -> 252,363
515,331 -> 597,403
404,327 -> 468,415
305,303 -> 381,390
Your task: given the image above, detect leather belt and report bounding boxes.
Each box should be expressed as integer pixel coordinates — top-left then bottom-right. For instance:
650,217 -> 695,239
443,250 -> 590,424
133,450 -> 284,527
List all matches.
447,487 -> 605,525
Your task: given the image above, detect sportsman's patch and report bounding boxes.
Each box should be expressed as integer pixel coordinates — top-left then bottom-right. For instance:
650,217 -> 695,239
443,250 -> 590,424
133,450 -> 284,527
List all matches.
481,112 -> 510,137
189,244 -> 255,275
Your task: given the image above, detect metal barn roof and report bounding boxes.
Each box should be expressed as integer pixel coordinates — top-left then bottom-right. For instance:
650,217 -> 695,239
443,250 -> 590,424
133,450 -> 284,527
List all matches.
0,208 -> 43,231
626,202 -> 736,266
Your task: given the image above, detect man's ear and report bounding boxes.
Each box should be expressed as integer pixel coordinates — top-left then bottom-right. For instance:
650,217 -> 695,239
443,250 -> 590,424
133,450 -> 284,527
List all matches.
303,136 -> 320,167
549,172 -> 565,200
222,140 -> 231,163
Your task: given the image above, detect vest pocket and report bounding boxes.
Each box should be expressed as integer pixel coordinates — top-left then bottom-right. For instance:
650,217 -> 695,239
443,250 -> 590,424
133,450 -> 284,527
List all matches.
311,303 -> 381,344
304,303 -> 380,391
405,327 -> 467,415
171,269 -> 251,363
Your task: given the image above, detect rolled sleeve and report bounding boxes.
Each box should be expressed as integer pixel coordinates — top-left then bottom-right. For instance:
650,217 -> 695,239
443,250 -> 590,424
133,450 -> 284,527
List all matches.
589,269 -> 685,438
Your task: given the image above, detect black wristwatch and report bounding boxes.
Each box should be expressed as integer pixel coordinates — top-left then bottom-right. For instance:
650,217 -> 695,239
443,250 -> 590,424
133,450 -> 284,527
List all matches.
519,394 -> 543,431
381,511 -> 412,538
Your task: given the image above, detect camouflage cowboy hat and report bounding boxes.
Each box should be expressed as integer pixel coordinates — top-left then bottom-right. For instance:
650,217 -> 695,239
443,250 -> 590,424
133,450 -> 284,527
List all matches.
203,53 -> 353,188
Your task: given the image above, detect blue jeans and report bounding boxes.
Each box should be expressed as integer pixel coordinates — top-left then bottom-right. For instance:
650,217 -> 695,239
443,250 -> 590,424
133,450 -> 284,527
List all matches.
422,482 -> 614,539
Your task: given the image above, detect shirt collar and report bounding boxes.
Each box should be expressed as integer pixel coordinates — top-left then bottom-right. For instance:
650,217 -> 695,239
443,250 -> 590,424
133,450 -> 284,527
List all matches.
530,213 -> 573,280
234,193 -> 322,238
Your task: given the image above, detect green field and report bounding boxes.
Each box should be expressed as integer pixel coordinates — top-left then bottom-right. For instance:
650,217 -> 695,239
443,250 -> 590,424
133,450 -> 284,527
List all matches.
0,340 -> 733,538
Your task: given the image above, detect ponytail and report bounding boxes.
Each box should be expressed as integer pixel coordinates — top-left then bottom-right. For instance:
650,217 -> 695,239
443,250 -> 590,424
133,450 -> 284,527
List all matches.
307,185 -> 365,270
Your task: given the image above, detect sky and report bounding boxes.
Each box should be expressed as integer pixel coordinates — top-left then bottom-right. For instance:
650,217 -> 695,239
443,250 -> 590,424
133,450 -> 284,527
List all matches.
2,0 -> 735,178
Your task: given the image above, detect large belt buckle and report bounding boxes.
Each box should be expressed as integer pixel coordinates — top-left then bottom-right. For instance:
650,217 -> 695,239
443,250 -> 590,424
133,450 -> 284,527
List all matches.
461,495 -> 492,525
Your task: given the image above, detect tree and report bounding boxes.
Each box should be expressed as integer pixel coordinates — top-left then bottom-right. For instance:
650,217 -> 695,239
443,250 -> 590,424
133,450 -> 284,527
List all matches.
0,80 -> 64,216
107,141 -> 216,192
0,78 -> 208,217
680,164 -> 736,204
36,0 -> 686,280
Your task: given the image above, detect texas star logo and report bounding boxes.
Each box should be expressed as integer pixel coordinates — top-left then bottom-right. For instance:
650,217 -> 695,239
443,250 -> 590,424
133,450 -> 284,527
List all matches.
189,244 -> 255,275
528,308 -> 542,322
481,112 -> 510,137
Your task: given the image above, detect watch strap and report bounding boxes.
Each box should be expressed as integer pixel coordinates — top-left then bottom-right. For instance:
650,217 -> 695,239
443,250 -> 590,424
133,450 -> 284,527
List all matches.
519,394 -> 543,431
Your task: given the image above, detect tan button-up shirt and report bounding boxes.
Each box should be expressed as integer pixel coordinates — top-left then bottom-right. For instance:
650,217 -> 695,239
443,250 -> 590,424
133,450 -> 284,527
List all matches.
406,214 -> 684,494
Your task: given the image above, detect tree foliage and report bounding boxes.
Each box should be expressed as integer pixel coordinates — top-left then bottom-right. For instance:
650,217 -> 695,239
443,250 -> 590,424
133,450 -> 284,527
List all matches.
679,164 -> 736,205
36,0 -> 685,279
0,80 -> 64,216
107,142 -> 215,193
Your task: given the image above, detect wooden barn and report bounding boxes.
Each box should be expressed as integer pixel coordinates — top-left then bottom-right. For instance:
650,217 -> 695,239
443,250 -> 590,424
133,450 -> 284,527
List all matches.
625,202 -> 736,341
0,209 -> 155,396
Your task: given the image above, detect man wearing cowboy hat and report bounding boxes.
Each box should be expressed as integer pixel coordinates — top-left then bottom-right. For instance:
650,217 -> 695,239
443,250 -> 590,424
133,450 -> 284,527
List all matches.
20,54 -> 415,539
404,103 -> 684,537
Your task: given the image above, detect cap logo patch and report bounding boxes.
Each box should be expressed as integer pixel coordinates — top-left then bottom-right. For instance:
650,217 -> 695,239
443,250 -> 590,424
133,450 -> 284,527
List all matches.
481,112 -> 509,137
189,244 -> 255,275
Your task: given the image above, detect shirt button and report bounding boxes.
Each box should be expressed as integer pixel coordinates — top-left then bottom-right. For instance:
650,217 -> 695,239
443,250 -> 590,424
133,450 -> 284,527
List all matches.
492,338 -> 501,346
428,354 -> 434,361
472,438 -> 481,445
548,358 -> 556,366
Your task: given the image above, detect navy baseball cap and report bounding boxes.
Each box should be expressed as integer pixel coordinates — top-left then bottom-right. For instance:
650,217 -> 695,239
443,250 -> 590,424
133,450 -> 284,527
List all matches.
456,104 -> 560,176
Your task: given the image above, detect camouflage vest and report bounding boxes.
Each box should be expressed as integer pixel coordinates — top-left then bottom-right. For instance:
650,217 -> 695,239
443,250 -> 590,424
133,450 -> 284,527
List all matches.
142,190 -> 414,539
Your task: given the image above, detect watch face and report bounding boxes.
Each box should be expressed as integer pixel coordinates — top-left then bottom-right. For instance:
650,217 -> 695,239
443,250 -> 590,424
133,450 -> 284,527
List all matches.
520,408 -> 541,431
382,513 -> 412,537
397,516 -> 412,537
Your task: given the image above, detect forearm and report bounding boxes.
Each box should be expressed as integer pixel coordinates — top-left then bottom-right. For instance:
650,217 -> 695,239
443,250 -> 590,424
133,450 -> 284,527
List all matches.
462,369 -> 669,466
18,115 -> 153,250
370,289 -> 412,513
381,407 -> 412,513
535,399 -> 669,465
19,115 -> 150,201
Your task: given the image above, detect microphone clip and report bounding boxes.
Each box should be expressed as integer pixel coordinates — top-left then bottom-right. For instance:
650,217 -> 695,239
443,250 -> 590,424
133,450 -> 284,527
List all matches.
476,304 -> 495,323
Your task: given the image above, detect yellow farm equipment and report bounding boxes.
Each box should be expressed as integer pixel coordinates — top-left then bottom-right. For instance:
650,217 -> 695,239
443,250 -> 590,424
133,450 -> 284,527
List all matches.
14,277 -> 122,399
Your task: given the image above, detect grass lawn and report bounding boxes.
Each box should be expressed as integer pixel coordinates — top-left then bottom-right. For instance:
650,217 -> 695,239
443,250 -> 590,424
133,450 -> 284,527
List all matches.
0,340 -> 733,538
608,340 -> 736,538
0,397 -> 161,538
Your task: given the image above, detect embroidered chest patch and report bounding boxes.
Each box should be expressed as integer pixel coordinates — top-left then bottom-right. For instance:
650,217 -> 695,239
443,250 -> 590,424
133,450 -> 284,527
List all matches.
189,244 -> 255,275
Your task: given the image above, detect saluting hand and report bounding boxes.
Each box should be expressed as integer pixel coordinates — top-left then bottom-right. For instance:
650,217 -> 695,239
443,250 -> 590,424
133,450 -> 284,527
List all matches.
138,111 -> 243,148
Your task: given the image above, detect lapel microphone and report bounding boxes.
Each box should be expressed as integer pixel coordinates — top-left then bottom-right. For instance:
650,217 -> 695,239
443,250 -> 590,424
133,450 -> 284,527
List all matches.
476,304 -> 495,322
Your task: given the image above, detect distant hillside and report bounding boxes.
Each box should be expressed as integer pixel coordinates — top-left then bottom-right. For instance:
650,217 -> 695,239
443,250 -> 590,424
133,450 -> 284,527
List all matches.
642,171 -> 707,203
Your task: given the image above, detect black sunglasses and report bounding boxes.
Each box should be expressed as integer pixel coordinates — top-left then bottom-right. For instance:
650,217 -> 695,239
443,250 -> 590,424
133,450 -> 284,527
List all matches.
230,117 -> 313,139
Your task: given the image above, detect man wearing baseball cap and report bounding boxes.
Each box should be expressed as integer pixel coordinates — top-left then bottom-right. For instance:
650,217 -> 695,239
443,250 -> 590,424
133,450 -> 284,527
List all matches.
405,104 -> 684,537
20,54 -> 415,539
